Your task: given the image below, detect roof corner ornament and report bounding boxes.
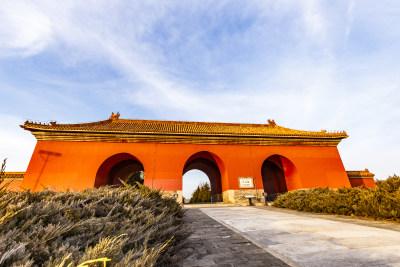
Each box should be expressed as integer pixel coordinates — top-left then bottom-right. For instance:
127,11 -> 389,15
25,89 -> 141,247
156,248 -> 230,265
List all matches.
267,119 -> 276,127
321,129 -> 327,133
50,121 -> 57,126
110,112 -> 120,120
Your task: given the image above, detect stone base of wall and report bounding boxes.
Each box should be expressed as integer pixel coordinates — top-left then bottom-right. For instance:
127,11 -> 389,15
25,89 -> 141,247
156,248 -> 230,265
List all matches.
164,190 -> 268,205
162,190 -> 183,204
222,189 -> 265,204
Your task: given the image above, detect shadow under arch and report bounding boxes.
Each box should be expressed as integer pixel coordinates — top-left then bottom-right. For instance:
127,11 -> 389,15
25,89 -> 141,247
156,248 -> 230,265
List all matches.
261,154 -> 300,201
95,153 -> 144,187
183,151 -> 225,202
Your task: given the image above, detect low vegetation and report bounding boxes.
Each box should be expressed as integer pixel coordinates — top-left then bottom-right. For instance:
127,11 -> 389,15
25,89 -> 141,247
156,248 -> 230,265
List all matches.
189,183 -> 211,203
0,181 -> 187,266
273,175 -> 400,222
126,171 -> 144,188
0,158 -> 6,181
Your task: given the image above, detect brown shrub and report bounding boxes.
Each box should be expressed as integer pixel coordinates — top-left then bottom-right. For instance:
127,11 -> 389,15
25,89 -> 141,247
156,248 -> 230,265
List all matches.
273,175 -> 400,222
0,183 -> 187,266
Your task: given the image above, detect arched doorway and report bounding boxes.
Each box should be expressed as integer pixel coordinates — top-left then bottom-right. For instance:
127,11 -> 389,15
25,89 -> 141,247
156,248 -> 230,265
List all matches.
182,170 -> 210,203
94,153 -> 144,187
261,155 -> 297,201
183,152 -> 223,202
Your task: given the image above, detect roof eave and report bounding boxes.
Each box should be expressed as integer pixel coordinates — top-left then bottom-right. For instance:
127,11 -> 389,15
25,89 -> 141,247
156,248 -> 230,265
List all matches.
21,125 -> 348,140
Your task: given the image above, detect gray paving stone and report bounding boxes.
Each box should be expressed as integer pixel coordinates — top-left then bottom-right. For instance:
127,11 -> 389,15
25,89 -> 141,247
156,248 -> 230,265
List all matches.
175,208 -> 290,267
201,207 -> 400,267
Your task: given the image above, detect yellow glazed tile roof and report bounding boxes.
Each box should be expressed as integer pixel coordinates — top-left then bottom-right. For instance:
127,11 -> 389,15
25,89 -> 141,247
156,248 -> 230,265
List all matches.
346,169 -> 375,178
21,113 -> 348,139
1,172 -> 25,181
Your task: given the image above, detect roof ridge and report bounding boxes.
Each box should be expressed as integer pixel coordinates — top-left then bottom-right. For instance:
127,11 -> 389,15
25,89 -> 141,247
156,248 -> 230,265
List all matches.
21,115 -> 348,139
113,118 -> 273,127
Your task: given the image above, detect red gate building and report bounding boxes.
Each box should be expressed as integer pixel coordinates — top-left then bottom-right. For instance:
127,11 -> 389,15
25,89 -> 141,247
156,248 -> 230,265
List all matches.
16,113 -> 375,203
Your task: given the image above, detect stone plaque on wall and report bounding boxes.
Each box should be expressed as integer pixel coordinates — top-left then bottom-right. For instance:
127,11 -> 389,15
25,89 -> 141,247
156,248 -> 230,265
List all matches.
238,177 -> 254,188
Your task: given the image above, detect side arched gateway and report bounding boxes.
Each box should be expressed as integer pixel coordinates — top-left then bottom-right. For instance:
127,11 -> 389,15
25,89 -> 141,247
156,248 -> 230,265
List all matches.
261,154 -> 300,200
95,153 -> 144,187
183,151 -> 224,202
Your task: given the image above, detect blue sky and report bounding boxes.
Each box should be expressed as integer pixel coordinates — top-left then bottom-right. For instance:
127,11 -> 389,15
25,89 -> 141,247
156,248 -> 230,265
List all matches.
0,1 -> 399,198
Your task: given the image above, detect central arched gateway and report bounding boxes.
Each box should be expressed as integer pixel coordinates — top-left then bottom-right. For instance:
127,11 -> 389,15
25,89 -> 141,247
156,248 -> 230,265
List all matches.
183,151 -> 223,202
20,113 -> 368,204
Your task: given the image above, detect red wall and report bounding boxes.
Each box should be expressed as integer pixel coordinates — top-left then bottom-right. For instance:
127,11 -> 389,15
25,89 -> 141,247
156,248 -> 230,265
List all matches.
0,180 -> 23,191
349,178 -> 376,188
21,140 -> 351,192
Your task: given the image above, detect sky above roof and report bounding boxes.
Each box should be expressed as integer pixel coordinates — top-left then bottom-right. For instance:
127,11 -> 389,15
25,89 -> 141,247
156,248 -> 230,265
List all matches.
0,1 -> 399,197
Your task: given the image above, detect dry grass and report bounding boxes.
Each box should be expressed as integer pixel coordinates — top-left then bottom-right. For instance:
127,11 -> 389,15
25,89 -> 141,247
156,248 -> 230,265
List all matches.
273,175 -> 400,222
0,183 -> 188,266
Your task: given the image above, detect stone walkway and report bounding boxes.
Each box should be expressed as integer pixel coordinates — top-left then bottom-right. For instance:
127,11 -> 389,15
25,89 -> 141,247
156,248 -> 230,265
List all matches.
201,207 -> 400,267
177,208 -> 291,267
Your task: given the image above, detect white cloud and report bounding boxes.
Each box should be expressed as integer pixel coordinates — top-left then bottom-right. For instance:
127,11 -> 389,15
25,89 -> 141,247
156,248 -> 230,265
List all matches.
0,2 -> 52,57
301,0 -> 328,44
0,114 -> 36,171
345,0 -> 356,45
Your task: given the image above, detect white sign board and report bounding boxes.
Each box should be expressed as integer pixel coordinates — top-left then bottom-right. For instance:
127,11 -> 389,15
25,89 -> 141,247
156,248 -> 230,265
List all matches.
238,177 -> 254,188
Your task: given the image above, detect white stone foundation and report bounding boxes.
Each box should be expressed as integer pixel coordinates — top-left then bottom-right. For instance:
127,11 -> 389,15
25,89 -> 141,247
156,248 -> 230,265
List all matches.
222,189 -> 264,203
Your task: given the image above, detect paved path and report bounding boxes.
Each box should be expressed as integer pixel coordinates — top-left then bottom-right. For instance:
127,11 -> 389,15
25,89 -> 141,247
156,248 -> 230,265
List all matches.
201,207 -> 400,267
177,208 -> 290,266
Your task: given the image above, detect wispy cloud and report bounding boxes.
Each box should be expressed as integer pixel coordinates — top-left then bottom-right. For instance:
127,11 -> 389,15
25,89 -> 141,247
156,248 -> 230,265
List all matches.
345,0 -> 356,45
0,2 -> 52,57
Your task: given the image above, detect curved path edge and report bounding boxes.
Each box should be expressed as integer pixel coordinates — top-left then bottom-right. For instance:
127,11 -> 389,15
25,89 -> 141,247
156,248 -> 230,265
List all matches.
207,210 -> 302,267
200,207 -> 400,267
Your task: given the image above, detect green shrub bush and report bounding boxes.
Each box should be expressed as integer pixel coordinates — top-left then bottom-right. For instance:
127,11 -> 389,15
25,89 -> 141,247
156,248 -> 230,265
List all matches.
273,175 -> 400,222
0,183 -> 187,266
189,183 -> 211,203
126,171 -> 144,188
